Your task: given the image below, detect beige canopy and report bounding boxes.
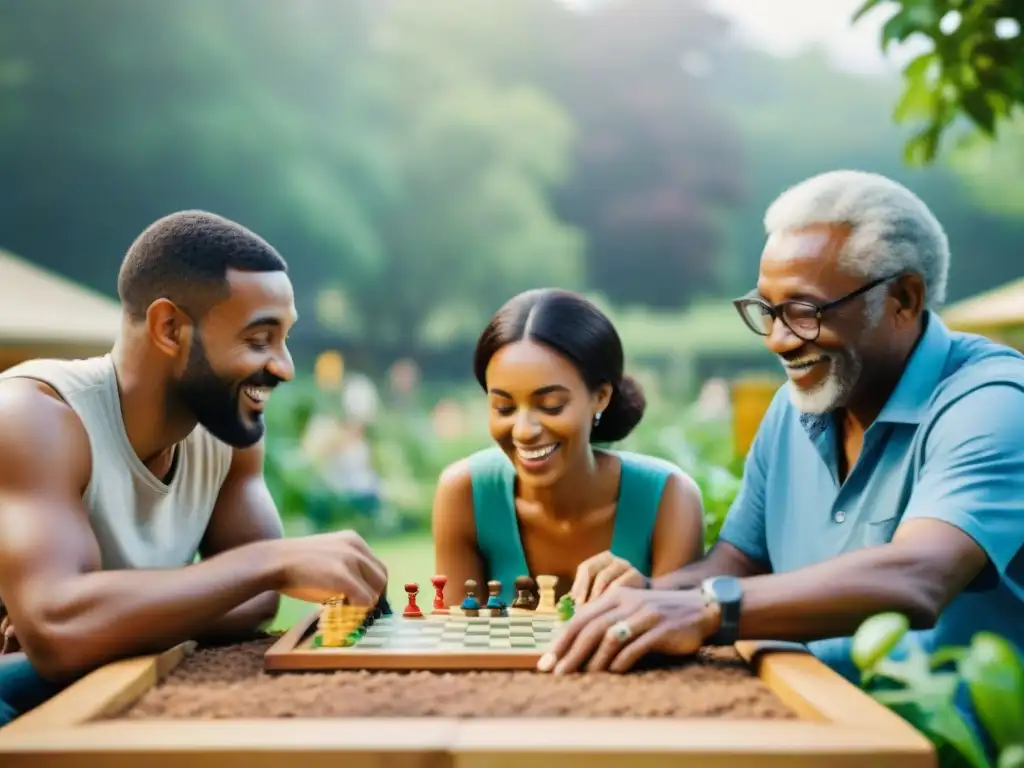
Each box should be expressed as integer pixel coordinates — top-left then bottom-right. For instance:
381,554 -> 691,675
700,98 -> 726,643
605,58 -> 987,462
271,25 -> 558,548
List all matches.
942,277 -> 1024,335
0,248 -> 121,368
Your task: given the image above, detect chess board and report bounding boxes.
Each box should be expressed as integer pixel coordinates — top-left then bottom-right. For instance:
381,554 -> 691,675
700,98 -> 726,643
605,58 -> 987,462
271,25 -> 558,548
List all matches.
265,608 -> 562,672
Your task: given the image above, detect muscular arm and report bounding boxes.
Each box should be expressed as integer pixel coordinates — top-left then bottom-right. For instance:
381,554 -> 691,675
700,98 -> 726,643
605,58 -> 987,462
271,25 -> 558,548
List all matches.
0,382 -> 286,681
193,441 -> 285,643
649,472 -> 707,578
431,460 -> 487,608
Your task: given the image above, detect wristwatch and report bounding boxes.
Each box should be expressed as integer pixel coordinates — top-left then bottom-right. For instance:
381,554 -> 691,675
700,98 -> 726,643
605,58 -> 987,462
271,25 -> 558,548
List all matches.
700,576 -> 743,646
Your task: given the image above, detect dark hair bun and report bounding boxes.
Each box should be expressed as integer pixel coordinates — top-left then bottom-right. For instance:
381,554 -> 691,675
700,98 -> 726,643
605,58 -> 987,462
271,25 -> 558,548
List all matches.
591,373 -> 646,443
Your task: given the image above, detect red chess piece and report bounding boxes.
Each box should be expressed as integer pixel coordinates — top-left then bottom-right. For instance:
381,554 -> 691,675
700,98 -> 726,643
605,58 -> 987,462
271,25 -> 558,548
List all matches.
403,582 -> 423,618
430,574 -> 449,614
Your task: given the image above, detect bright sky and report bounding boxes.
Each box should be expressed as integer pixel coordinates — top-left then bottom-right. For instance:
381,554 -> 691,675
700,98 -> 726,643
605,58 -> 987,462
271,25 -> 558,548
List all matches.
705,0 -> 927,73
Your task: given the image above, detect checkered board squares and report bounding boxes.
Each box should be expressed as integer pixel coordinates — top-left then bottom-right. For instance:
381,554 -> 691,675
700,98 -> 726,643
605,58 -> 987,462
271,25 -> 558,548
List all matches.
350,615 -> 558,651
265,607 -> 565,671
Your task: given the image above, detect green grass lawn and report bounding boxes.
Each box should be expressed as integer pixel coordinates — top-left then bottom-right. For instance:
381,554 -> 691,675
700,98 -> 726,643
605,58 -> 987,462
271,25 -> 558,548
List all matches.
270,532 -> 435,631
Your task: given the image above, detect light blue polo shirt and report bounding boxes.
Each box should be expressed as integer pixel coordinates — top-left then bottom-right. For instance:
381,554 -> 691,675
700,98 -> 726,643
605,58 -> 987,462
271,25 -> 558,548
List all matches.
719,311 -> 1024,687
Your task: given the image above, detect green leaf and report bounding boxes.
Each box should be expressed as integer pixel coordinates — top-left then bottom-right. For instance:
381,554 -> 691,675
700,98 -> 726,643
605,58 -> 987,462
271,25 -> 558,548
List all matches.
895,78 -> 939,122
853,612 -> 910,671
921,703 -> 995,768
960,632 -> 1024,752
904,125 -> 942,165
903,51 -> 938,80
998,745 -> 1024,768
852,0 -> 886,23
881,6 -> 941,52
961,89 -> 999,133
930,646 -> 968,669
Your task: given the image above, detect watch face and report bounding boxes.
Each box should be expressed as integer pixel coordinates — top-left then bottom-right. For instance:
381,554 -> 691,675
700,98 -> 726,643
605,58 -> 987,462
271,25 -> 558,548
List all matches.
708,576 -> 742,604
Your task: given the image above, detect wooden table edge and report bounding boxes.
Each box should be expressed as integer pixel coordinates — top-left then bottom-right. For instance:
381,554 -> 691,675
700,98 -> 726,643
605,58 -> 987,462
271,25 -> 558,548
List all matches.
0,638 -> 936,767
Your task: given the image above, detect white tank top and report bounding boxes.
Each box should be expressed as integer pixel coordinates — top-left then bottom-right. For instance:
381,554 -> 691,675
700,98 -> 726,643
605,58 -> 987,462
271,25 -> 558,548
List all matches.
0,355 -> 232,569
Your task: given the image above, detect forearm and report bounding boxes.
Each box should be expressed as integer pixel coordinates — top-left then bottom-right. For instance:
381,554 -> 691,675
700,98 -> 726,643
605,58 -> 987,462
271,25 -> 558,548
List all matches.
24,540 -> 283,679
194,591 -> 280,645
651,541 -> 767,591
736,545 -> 938,642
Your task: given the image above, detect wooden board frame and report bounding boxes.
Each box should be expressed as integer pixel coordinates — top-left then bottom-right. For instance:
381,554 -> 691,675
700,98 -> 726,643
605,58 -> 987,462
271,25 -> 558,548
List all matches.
265,606 -> 563,671
0,639 -> 936,768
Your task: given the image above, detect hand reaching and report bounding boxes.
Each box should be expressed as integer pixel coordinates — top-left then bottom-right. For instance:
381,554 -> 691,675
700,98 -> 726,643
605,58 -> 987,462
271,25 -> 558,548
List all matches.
275,530 -> 388,606
539,587 -> 720,674
570,550 -> 648,606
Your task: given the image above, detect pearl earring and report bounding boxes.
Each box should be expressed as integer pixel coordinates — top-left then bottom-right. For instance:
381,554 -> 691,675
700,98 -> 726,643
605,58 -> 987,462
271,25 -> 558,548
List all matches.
594,411 -> 603,426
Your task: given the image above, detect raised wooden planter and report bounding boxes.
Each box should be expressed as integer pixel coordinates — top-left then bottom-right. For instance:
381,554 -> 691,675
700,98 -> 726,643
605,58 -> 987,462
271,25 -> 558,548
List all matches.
0,639 -> 935,768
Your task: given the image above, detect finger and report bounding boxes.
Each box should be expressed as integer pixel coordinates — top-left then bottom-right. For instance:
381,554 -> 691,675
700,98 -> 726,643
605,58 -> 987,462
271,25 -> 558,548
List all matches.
585,606 -> 662,673
571,552 -> 612,604
551,607 -> 629,675
608,618 -> 705,674
347,559 -> 387,605
538,590 -> 620,670
606,621 -> 682,673
604,567 -> 645,596
339,530 -> 373,553
357,553 -> 389,596
589,561 -> 631,601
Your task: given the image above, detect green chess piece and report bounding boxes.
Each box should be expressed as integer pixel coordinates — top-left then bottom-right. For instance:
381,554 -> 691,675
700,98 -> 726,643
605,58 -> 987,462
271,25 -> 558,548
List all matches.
557,593 -> 575,621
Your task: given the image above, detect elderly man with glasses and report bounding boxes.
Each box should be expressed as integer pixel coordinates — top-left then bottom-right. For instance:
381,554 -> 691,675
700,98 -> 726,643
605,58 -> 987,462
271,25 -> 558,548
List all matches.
538,170 -> 1023,749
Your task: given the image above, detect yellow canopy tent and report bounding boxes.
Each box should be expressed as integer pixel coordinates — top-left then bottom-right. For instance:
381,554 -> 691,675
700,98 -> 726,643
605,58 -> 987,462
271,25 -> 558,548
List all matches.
0,248 -> 122,370
942,276 -> 1024,349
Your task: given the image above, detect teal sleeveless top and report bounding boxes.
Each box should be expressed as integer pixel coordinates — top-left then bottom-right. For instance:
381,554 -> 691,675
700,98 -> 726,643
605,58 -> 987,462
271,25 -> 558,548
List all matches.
467,446 -> 676,603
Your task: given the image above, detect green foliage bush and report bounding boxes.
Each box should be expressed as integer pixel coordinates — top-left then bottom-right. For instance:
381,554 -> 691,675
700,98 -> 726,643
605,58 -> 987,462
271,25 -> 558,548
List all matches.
853,613 -> 1024,768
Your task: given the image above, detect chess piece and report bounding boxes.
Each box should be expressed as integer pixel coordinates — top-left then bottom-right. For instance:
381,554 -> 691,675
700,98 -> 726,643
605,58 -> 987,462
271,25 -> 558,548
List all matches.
485,579 -> 504,617
535,574 -> 558,614
512,576 -> 538,610
557,593 -> 575,621
318,599 -> 366,647
403,582 -> 423,618
430,574 -> 449,614
461,579 -> 480,616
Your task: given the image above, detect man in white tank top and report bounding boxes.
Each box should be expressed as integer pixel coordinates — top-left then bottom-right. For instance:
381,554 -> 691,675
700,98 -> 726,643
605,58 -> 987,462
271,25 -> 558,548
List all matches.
0,211 -> 388,726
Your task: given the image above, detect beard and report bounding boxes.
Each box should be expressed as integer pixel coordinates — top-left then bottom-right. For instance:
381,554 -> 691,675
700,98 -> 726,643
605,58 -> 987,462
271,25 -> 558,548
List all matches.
784,348 -> 863,415
784,298 -> 886,415
173,334 -> 278,448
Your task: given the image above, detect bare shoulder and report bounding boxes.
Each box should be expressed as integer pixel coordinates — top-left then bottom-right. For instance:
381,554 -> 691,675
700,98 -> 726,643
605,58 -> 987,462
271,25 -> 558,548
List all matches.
660,467 -> 703,510
0,378 -> 91,493
434,457 -> 474,506
431,457 -> 476,534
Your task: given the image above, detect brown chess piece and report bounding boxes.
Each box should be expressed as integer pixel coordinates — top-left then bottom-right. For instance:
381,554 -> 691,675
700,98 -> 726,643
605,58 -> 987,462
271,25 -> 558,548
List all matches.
512,575 -> 538,610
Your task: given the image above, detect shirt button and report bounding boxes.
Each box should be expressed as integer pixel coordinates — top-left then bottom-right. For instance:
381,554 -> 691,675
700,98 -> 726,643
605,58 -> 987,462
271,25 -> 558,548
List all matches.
834,510 -> 846,523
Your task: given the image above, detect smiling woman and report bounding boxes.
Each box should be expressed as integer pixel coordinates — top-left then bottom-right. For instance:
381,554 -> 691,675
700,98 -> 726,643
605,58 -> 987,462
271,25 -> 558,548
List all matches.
431,289 -> 706,611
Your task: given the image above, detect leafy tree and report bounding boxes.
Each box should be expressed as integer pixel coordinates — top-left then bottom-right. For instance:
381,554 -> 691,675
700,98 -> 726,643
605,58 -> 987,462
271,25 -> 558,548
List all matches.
949,112 -> 1024,214
324,0 -> 585,353
550,0 -> 746,309
854,0 -> 1024,164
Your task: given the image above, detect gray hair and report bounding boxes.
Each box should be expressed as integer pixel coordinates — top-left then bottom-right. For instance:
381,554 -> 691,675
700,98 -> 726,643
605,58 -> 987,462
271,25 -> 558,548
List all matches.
763,170 -> 950,309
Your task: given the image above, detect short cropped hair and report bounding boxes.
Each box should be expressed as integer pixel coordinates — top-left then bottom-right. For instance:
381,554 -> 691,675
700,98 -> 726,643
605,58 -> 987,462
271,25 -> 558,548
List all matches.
117,210 -> 288,321
763,170 -> 950,308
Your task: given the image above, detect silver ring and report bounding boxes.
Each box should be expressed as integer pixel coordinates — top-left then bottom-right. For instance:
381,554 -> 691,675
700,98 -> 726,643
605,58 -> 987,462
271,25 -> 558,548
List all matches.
609,620 -> 632,642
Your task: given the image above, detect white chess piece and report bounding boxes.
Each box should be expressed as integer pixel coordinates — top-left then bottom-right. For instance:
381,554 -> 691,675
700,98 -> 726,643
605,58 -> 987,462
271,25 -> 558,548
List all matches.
535,574 -> 558,614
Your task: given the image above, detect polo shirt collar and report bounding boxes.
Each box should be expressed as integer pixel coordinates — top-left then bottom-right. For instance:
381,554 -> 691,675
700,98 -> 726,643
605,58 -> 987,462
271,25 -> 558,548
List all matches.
874,310 -> 952,425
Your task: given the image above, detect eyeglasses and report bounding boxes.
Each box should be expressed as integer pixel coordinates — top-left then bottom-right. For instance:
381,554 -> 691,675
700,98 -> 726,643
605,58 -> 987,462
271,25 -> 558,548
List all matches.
732,273 -> 899,342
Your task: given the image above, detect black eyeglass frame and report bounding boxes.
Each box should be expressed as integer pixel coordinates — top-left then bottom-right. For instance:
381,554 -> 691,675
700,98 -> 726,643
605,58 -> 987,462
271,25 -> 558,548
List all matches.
731,273 -> 901,342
